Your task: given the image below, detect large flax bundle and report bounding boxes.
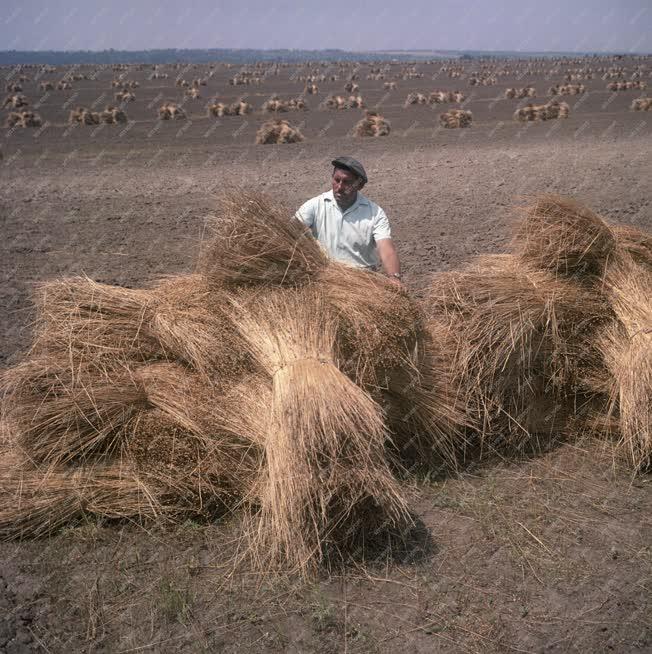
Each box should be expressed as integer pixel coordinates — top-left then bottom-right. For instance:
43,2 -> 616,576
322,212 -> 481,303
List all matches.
593,259 -> 652,470
318,263 -> 422,387
127,363 -> 264,510
2,274 -> 249,468
124,409 -> 252,517
427,254 -> 609,455
0,274 -> 253,472
612,225 -> 652,271
1,356 -> 148,466
149,275 -> 252,376
0,454 -> 171,539
513,195 -> 617,283
0,190 -> 435,564
199,190 -> 328,288
30,276 -> 160,361
227,287 -> 410,575
382,319 -> 469,468
195,193 -> 464,477
511,197 -> 652,467
20,270 -> 250,382
0,358 -> 267,535
318,263 -> 465,465
4,185 -> 652,578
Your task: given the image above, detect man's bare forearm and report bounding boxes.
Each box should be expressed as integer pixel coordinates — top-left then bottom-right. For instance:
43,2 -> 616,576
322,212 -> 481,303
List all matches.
377,238 -> 401,276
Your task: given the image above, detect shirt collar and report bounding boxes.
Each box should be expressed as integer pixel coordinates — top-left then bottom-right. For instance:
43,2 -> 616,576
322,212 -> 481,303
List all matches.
323,189 -> 370,208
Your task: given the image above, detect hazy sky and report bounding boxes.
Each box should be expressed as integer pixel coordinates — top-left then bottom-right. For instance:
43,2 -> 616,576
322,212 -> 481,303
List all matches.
1,0 -> 650,53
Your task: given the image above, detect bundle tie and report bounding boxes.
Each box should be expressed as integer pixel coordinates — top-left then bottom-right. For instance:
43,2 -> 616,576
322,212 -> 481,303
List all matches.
272,357 -> 332,376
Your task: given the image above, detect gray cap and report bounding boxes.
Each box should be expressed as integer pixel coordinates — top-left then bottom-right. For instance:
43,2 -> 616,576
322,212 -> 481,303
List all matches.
331,156 -> 368,184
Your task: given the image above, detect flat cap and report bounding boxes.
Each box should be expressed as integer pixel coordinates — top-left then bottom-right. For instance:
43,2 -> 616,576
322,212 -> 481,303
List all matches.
331,156 -> 368,183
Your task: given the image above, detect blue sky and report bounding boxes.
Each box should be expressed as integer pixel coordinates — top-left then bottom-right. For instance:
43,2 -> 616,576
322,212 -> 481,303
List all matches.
1,0 -> 650,52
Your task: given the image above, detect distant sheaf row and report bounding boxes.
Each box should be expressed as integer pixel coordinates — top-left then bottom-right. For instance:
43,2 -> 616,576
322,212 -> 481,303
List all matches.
5,110 -> 42,128
606,80 -> 647,91
2,55 -> 650,131
4,58 -> 649,82
548,84 -> 586,96
505,87 -> 536,99
4,59 -> 648,105
404,90 -> 466,106
513,101 -> 570,121
320,94 -> 365,110
68,106 -> 128,125
5,94 -> 652,131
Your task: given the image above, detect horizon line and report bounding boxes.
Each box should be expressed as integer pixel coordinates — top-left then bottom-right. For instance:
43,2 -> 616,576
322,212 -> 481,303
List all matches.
1,47 -> 650,56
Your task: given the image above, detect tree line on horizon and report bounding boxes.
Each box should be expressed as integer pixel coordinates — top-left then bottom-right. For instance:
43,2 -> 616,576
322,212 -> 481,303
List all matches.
0,47 -> 608,67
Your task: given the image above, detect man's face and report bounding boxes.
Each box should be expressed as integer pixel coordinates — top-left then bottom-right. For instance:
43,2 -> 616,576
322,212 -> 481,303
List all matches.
332,167 -> 361,205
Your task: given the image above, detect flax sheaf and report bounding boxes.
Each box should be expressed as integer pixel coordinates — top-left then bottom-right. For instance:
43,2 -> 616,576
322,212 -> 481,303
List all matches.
226,286 -> 410,576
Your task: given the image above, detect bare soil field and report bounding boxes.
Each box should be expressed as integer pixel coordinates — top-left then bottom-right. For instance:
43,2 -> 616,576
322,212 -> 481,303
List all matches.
1,57 -> 651,653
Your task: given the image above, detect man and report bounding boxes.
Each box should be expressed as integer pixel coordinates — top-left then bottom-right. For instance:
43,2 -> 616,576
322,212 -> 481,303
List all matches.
294,157 -> 402,285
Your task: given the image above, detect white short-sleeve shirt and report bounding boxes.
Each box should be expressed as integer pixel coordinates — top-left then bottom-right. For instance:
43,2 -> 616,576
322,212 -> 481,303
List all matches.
295,190 -> 392,269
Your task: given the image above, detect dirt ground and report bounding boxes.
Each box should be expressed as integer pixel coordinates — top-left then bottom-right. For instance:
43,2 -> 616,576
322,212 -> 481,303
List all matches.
1,57 -> 651,653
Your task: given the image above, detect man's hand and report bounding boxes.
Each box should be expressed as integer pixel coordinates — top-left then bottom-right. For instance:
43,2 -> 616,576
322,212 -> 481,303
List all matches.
386,274 -> 404,289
